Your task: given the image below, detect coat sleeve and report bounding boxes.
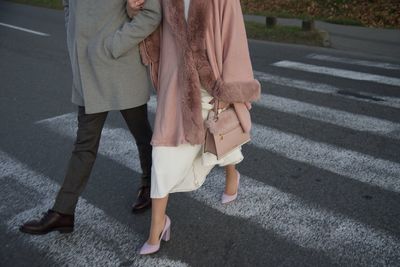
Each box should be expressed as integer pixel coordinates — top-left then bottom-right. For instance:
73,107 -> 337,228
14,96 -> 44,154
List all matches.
212,0 -> 261,103
139,25 -> 161,92
107,0 -> 162,59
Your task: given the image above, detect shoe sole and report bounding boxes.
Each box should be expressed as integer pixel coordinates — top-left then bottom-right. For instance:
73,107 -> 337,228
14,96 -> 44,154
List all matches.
19,226 -> 74,235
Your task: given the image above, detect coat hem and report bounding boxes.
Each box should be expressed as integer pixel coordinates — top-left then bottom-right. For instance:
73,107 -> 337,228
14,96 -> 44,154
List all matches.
150,182 -> 204,199
72,97 -> 150,114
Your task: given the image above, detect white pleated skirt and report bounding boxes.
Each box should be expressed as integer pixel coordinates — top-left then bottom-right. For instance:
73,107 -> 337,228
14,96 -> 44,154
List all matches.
150,89 -> 244,198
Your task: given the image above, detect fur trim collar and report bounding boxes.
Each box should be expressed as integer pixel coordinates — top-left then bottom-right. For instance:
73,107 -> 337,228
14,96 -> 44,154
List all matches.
164,0 -> 212,145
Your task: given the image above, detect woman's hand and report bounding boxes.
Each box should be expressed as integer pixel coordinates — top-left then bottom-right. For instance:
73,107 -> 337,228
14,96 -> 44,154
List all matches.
245,102 -> 252,110
126,0 -> 145,19
218,100 -> 230,110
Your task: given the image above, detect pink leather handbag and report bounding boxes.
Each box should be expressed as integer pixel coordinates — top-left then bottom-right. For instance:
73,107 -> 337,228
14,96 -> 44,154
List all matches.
204,101 -> 251,160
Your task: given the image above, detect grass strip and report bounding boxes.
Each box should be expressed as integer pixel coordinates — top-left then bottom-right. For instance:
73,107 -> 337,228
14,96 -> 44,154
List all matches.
245,21 -> 326,47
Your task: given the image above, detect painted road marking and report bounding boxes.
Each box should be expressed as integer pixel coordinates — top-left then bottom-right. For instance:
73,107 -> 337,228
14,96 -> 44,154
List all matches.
272,61 -> 400,87
36,113 -> 400,266
191,170 -> 400,266
0,22 -> 50,37
254,71 -> 400,109
258,94 -> 400,139
250,124 -> 400,194
0,150 -> 188,267
307,54 -> 400,71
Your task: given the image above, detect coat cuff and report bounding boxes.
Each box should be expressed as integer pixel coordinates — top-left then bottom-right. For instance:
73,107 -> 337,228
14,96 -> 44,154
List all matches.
212,79 -> 261,103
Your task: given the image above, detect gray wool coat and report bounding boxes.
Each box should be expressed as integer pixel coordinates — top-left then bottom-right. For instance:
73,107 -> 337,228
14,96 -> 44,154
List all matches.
62,0 -> 162,114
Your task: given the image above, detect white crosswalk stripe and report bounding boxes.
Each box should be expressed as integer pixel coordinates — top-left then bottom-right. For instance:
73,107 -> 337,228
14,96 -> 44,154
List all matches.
257,94 -> 400,139
36,113 -> 400,266
190,171 -> 400,266
0,150 -> 188,267
254,71 -> 400,109
307,54 -> 400,70
272,61 -> 400,87
250,124 -> 400,193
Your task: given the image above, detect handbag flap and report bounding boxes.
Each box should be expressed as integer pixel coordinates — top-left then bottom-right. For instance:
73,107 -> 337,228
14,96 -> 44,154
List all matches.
206,108 -> 241,135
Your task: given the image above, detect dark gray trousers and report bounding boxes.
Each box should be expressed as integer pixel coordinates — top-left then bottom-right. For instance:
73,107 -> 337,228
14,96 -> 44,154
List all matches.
52,104 -> 153,215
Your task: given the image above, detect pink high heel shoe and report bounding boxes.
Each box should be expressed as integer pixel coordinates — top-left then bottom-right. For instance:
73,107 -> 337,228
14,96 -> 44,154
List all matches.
221,171 -> 240,204
139,215 -> 171,255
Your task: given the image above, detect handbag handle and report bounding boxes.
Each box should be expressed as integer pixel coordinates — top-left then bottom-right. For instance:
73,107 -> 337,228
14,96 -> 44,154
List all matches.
213,99 -> 219,121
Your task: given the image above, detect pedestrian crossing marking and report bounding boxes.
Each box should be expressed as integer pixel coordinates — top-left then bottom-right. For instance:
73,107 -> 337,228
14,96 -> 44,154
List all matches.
2,49 -> 400,266
258,94 -> 400,139
254,71 -> 400,109
34,114 -> 400,266
307,54 -> 400,71
0,150 -> 189,267
191,170 -> 400,266
273,61 -> 400,87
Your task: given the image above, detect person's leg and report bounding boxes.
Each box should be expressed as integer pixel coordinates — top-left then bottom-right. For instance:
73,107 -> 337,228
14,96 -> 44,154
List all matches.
120,104 -> 153,187
147,196 -> 169,244
224,164 -> 239,195
53,106 -> 108,215
20,107 -> 108,235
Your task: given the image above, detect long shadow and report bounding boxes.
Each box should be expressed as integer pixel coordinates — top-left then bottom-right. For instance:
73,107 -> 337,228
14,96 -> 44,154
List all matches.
240,144 -> 400,234
0,179 -> 55,266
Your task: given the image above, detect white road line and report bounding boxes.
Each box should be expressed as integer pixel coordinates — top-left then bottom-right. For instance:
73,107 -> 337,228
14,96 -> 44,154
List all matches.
190,170 -> 400,266
307,54 -> 400,71
0,22 -> 50,37
272,61 -> 400,87
250,124 -> 400,193
258,94 -> 400,139
0,150 -> 188,267
37,113 -> 400,266
254,71 -> 400,109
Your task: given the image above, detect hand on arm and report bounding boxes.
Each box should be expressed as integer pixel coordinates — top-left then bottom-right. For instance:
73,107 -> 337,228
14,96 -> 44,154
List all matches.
126,0 -> 145,19
107,0 -> 161,59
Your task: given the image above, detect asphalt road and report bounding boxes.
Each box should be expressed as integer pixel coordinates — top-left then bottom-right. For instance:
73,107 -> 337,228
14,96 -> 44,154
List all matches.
244,15 -> 400,59
1,1 -> 400,267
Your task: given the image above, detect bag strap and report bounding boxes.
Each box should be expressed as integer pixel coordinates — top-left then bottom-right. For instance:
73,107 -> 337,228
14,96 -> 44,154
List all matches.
214,100 -> 219,120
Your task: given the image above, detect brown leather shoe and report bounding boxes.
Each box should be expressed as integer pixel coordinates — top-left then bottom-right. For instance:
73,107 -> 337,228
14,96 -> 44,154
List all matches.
131,186 -> 151,213
19,210 -> 74,235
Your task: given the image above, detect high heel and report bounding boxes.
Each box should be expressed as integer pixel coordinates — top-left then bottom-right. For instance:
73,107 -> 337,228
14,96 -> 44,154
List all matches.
221,171 -> 240,204
139,215 -> 171,255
